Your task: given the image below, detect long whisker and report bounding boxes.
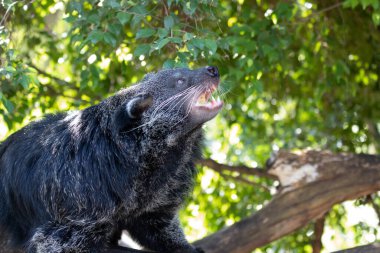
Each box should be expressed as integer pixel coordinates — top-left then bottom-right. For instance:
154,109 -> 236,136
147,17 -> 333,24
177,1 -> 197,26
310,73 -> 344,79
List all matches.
150,86 -> 197,118
133,86 -> 200,132
171,86 -> 204,128
169,87 -> 201,115
154,86 -> 199,118
125,84 -> 209,133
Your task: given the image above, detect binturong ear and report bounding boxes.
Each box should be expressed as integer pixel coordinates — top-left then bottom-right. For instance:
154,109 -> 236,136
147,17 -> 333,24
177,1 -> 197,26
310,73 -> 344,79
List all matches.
113,94 -> 153,133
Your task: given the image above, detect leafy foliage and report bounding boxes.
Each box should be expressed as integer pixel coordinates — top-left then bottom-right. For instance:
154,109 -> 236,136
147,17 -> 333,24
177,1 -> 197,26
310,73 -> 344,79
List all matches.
1,0 -> 380,252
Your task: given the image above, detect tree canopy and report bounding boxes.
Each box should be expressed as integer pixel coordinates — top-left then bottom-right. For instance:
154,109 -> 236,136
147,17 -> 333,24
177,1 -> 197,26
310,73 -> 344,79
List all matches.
1,0 -> 380,252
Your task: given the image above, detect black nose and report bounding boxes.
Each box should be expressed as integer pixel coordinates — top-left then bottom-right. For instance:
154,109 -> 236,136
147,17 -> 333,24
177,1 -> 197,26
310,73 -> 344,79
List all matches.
206,66 -> 219,78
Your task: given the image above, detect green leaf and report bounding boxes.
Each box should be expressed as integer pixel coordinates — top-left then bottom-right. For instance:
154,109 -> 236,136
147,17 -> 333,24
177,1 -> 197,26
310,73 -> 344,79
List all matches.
205,39 -> 217,54
104,32 -> 117,47
169,37 -> 182,44
154,38 -> 171,50
63,16 -> 76,23
117,12 -> 132,25
134,44 -> 151,57
163,59 -> 175,69
343,0 -> 358,8
164,15 -> 174,29
87,14 -> 100,24
167,0 -> 173,8
4,66 -> 16,73
107,23 -> 123,36
373,11 -> 380,25
121,0 -> 137,7
104,0 -> 121,8
130,5 -> 148,15
276,2 -> 293,20
88,30 -> 104,44
71,34 -> 84,43
360,0 -> 379,9
18,75 -> 29,89
252,80 -> 264,94
183,0 -> 198,15
1,98 -> 14,113
157,28 -> 169,38
28,74 -> 40,85
183,32 -> 194,41
136,28 -> 156,39
189,38 -> 205,49
131,14 -> 143,28
177,52 -> 189,63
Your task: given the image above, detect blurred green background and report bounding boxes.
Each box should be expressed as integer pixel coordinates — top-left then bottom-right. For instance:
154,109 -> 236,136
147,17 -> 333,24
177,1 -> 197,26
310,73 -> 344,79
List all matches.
1,0 -> 380,252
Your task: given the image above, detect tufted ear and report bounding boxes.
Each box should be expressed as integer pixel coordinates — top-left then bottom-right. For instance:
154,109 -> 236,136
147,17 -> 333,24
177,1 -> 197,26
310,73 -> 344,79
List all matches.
113,94 -> 153,132
125,94 -> 153,119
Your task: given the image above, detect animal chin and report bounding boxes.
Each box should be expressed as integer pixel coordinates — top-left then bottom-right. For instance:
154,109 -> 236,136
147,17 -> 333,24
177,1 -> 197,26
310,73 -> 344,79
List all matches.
190,84 -> 223,124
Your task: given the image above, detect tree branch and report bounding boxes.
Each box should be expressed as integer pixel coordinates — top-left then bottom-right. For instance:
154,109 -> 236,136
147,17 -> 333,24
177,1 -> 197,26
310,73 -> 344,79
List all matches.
312,215 -> 326,253
28,63 -> 78,89
28,63 -> 103,102
365,195 -> 380,226
332,242 -> 380,253
217,170 -> 271,192
366,120 -> 380,152
197,158 -> 278,180
194,150 -> 380,253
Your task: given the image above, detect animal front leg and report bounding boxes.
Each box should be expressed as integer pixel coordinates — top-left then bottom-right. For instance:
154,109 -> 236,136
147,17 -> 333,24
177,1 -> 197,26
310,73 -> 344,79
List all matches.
27,220 -> 111,253
126,212 -> 203,253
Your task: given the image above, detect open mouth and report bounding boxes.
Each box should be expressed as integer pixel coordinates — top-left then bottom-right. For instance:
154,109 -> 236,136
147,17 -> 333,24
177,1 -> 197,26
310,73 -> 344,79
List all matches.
194,85 -> 223,111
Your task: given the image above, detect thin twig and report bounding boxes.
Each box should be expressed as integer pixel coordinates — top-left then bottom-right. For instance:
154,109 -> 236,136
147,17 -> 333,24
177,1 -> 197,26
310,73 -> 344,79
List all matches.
28,63 -> 101,102
366,120 -> 380,153
0,1 -> 19,27
218,171 -> 271,192
287,2 -> 344,25
365,195 -> 380,226
197,158 -> 278,180
312,214 -> 326,253
28,63 -> 77,88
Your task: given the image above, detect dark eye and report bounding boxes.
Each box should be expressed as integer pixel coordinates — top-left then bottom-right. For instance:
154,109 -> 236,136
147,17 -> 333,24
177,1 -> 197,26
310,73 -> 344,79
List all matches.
177,78 -> 185,85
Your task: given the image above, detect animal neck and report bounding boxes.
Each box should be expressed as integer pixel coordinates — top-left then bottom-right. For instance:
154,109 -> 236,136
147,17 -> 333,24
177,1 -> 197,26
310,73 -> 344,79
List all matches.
139,128 -> 203,171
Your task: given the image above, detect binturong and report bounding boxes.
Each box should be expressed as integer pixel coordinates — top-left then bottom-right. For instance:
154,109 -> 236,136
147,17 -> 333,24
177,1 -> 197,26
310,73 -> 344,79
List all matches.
0,66 -> 223,253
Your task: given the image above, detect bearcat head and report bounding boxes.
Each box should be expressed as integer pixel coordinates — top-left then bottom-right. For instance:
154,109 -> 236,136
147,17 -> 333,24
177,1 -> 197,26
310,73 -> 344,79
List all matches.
111,66 -> 223,144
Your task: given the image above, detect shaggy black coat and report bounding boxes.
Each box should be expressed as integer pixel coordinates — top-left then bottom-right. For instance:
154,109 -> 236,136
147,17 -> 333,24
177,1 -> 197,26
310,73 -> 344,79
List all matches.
0,66 -> 221,253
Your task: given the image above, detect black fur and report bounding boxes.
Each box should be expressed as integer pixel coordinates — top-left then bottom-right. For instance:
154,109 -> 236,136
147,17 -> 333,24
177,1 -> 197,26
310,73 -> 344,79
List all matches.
0,67 -> 221,253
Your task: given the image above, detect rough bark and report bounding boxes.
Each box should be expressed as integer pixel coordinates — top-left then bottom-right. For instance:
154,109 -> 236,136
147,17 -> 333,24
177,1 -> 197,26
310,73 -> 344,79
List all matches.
332,242 -> 380,253
2,150 -> 380,253
194,150 -> 380,253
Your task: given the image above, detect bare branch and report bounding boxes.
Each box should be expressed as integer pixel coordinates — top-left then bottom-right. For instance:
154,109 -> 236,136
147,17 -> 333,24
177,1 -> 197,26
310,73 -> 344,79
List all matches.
194,151 -> 380,253
300,2 -> 344,21
366,120 -> 380,152
197,158 -> 278,180
365,195 -> 380,226
312,215 -> 326,253
28,63 -> 78,89
218,171 -> 271,192
28,63 -> 102,102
